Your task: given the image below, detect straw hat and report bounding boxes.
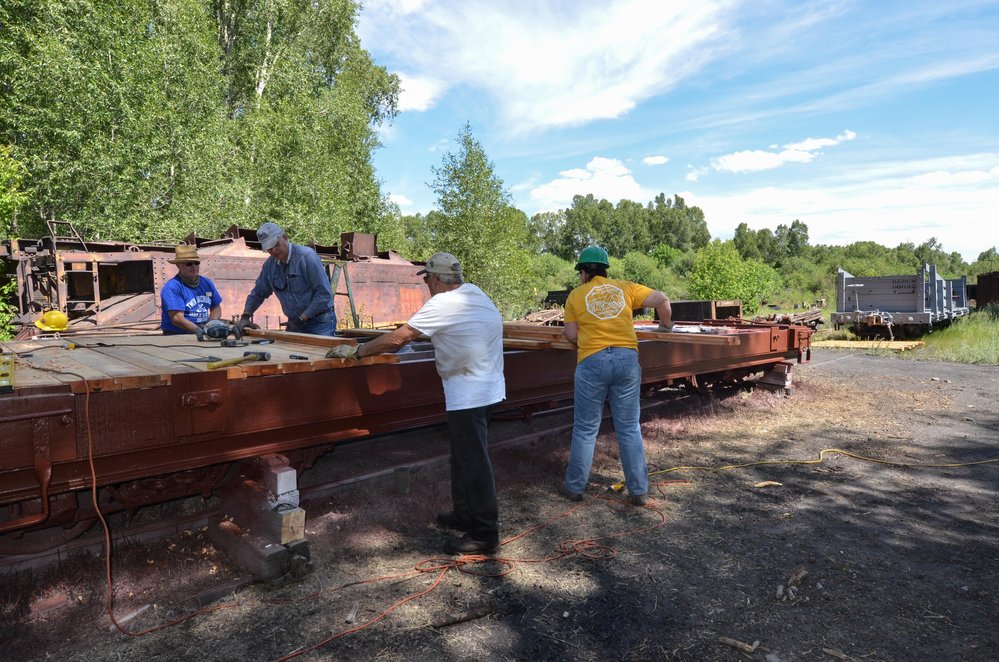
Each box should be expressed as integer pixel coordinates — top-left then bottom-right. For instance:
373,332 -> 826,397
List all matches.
168,245 -> 201,264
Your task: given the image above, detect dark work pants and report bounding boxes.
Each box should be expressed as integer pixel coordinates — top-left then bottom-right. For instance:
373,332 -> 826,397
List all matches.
446,404 -> 498,541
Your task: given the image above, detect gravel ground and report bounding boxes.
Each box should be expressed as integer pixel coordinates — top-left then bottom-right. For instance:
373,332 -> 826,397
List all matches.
3,349 -> 998,661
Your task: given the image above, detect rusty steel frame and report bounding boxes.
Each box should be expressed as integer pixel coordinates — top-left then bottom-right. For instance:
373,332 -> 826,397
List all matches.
0,322 -> 810,536
2,230 -> 429,339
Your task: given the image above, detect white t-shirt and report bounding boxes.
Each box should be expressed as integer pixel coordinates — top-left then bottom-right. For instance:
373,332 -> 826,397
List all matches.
408,283 -> 506,411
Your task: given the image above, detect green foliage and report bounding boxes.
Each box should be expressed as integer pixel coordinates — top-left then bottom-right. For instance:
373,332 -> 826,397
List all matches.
0,146 -> 28,237
650,243 -> 682,269
611,252 -> 671,292
912,310 -> 999,365
0,276 -> 15,340
0,0 -> 398,244
648,193 -> 710,253
428,123 -> 533,316
529,253 -> 576,298
969,247 -> 999,278
528,192 -> 710,261
688,240 -> 779,315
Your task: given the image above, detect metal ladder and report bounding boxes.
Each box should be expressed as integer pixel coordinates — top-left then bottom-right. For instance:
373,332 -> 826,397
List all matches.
329,263 -> 359,328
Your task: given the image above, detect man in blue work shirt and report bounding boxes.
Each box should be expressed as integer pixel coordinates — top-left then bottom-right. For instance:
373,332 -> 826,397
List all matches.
161,244 -> 223,336
236,222 -> 335,335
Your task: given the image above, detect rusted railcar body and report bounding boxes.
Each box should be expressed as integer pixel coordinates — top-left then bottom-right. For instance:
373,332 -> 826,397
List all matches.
1,229 -> 426,338
0,321 -> 811,545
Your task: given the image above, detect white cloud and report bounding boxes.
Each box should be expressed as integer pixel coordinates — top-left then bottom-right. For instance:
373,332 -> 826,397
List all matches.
711,130 -> 856,173
643,155 -> 669,166
682,155 -> 999,263
388,193 -> 414,207
396,73 -> 447,112
686,165 -> 708,182
428,138 -> 450,153
358,0 -> 736,132
784,130 -> 856,152
529,157 -> 650,211
712,149 -> 815,173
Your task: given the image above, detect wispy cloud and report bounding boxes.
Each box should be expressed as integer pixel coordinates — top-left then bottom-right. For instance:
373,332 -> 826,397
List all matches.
359,0 -> 736,133
643,155 -> 669,166
428,138 -> 450,153
711,130 -> 856,173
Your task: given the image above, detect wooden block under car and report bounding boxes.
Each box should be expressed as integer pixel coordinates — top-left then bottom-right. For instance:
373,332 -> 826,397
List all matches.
218,478 -> 306,545
208,517 -> 291,581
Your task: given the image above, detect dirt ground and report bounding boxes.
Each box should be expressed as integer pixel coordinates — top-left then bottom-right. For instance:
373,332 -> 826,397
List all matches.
3,349 -> 998,661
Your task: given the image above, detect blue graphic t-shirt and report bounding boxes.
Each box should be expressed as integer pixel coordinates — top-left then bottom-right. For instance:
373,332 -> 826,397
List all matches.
160,276 -> 222,334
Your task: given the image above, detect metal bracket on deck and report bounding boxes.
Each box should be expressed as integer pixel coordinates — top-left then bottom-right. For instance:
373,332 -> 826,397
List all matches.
181,389 -> 222,409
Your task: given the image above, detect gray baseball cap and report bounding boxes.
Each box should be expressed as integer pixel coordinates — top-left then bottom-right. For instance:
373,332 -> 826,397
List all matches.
257,222 -> 284,251
417,252 -> 462,276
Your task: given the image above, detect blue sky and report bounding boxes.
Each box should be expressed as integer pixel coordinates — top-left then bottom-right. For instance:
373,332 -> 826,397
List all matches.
357,0 -> 999,263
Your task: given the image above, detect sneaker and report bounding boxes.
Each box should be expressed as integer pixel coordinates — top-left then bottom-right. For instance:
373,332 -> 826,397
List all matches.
558,484 -> 583,502
435,511 -> 470,531
443,533 -> 499,555
629,494 -> 647,506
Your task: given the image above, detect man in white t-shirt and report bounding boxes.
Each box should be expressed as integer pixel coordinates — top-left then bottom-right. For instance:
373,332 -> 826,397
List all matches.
327,252 -> 506,554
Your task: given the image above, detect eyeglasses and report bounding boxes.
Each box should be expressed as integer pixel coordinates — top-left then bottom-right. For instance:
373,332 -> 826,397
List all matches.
183,262 -> 200,267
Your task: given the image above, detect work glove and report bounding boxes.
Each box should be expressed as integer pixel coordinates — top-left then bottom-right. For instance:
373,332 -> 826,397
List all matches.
194,326 -> 205,342
657,322 -> 674,333
285,316 -> 306,333
325,344 -> 359,360
235,316 -> 259,334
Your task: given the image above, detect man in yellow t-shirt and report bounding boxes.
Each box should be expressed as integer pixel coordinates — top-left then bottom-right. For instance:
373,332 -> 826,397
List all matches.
561,245 -> 672,505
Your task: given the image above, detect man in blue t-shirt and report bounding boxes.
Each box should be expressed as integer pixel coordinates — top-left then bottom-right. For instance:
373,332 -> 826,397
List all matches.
160,244 -> 223,335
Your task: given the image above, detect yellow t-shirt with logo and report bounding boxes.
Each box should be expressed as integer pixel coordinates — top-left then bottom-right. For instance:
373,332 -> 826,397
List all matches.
564,276 -> 654,363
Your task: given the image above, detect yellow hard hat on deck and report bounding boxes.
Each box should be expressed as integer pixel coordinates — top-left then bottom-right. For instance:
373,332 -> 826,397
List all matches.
34,310 -> 69,332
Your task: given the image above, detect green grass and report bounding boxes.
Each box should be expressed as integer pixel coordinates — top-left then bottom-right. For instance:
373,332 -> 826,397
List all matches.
907,309 -> 999,365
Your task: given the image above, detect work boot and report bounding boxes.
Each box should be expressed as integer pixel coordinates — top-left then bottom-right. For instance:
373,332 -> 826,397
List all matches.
629,494 -> 647,506
435,511 -> 470,531
558,484 -> 583,502
443,533 -> 499,555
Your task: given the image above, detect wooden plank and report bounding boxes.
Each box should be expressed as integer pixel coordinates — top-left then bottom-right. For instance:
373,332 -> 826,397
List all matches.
227,353 -> 401,378
502,325 -> 740,346
243,328 -> 357,348
88,345 -> 199,375
346,327 -> 576,351
812,340 -> 924,351
50,346 -> 146,379
635,330 -> 740,346
344,328 -> 427,340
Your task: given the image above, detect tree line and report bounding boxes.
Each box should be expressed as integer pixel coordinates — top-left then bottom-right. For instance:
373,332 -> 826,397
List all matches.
1,0 -> 399,244
2,1 -> 997,323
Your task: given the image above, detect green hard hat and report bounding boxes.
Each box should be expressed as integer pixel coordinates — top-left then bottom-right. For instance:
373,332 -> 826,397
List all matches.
575,245 -> 609,270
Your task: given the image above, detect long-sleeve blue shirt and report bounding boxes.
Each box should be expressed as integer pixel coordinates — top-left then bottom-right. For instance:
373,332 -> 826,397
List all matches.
243,243 -> 333,322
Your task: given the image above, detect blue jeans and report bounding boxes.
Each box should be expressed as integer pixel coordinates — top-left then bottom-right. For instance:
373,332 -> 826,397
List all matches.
564,347 -> 648,497
296,311 -> 336,336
